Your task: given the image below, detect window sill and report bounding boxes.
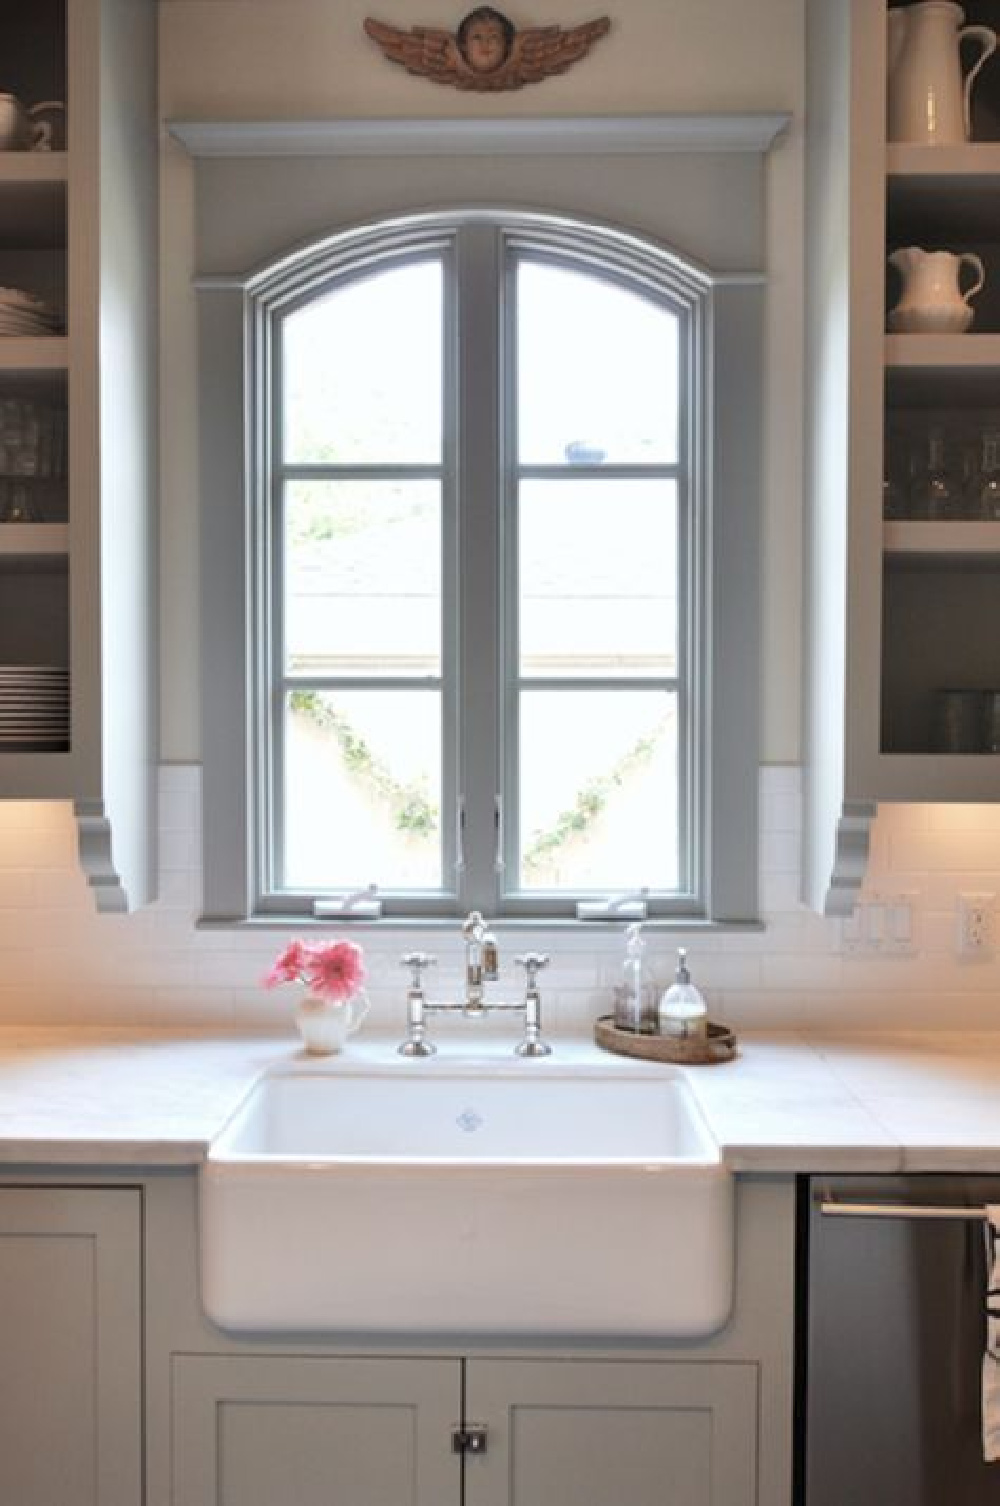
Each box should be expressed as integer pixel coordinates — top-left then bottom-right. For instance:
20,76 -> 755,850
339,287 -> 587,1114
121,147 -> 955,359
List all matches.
196,914 -> 765,936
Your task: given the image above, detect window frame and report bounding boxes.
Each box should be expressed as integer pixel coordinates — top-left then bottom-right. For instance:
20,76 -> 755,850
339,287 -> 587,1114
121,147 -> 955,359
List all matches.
197,208 -> 762,927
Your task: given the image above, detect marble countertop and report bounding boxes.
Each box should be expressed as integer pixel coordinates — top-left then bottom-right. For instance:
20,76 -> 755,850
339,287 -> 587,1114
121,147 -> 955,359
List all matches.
0,1026 -> 999,1172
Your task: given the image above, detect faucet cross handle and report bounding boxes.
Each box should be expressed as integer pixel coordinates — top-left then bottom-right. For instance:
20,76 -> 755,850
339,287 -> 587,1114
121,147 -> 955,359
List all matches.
513,953 -> 551,1058
515,952 -> 550,986
401,951 -> 436,988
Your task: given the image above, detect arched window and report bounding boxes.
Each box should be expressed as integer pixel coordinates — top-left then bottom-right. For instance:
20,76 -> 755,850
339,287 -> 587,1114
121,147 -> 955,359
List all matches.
199,204 -> 761,925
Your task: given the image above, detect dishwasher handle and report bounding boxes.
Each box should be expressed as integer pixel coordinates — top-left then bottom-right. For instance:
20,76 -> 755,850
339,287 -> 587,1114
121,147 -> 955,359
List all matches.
820,1197 -> 992,1223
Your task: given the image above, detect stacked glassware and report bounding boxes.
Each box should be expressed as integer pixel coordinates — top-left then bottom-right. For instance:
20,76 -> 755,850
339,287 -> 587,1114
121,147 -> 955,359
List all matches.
884,415 -> 1000,522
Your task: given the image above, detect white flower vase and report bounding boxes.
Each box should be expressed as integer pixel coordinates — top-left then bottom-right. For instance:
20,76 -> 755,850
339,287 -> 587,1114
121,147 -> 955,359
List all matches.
295,992 -> 370,1055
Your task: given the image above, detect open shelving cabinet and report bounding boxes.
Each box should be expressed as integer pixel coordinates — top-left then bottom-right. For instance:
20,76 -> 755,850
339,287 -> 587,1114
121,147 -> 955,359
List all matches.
804,0 -> 1000,913
0,0 -> 157,910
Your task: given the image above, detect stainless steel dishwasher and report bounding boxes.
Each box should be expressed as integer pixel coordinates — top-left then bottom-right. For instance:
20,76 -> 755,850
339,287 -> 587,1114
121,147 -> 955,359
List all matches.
803,1175 -> 1000,1506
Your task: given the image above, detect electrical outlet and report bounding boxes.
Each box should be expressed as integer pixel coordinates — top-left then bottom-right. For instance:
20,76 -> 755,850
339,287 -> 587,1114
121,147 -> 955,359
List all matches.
957,892 -> 996,958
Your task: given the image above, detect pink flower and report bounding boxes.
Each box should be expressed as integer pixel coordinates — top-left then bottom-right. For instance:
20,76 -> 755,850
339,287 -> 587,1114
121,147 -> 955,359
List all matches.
304,940 -> 367,1003
263,939 -> 310,989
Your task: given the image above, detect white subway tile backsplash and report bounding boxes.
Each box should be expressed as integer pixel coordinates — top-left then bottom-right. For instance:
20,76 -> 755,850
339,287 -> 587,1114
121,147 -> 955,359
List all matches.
759,764 -> 802,795
759,870 -> 803,914
760,830 -> 801,875
0,765 -> 996,1031
158,827 -> 201,872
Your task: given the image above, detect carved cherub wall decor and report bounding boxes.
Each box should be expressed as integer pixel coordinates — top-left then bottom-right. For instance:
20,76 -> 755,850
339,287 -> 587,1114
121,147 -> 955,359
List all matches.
363,7 -> 611,92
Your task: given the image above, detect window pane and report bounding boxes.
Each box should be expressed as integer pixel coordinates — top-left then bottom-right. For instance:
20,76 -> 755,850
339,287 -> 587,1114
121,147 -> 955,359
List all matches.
519,479 -> 677,679
283,690 -> 441,890
284,481 -> 441,678
282,260 -> 442,465
517,261 -> 679,465
518,690 -> 678,891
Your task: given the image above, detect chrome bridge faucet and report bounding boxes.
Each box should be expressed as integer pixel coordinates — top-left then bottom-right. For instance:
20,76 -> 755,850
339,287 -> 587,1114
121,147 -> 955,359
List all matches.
398,912 -> 551,1058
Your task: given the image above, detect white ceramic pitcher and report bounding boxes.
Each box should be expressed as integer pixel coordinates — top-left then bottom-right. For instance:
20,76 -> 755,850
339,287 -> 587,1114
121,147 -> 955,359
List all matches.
888,246 -> 985,333
887,1 -> 997,144
0,95 -> 65,151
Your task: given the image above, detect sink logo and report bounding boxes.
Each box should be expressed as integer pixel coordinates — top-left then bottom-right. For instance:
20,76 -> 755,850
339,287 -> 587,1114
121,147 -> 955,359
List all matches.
456,1107 -> 485,1133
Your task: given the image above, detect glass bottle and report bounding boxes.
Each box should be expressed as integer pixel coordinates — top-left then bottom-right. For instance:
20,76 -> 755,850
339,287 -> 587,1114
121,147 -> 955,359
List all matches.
614,923 -> 645,1033
909,426 -> 962,521
978,428 -> 1000,521
882,426 -> 907,520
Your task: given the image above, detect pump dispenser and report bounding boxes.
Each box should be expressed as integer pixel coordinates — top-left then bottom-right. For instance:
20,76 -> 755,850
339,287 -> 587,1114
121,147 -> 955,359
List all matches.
657,948 -> 708,1039
614,922 -> 645,1032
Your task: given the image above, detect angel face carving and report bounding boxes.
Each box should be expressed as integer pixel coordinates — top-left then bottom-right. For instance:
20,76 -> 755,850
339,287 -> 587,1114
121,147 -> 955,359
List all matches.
456,7 -> 515,74
364,9 -> 611,92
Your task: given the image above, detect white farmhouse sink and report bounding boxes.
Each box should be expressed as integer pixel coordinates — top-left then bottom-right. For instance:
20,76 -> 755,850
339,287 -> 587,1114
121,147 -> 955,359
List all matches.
200,1059 -> 733,1338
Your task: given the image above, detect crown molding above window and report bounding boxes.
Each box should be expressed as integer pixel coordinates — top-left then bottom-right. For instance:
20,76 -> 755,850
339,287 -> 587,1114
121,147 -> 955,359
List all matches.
167,113 -> 791,159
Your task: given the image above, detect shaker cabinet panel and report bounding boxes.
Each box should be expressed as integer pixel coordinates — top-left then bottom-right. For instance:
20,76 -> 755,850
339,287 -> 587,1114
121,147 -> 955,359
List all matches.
171,1354 -> 461,1506
465,1359 -> 758,1506
0,1187 -> 142,1506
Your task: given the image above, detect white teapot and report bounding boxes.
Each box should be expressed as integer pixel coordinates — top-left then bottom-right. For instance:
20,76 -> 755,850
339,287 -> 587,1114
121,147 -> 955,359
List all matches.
887,1 -> 997,144
887,246 -> 985,333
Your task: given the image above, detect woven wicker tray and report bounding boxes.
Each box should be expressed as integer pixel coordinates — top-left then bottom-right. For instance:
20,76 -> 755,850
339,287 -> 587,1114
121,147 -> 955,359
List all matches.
594,1014 -> 738,1066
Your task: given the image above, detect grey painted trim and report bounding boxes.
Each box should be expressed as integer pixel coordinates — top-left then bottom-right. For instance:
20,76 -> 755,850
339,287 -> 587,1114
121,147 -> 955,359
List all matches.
191,208 -> 765,295
169,114 -> 791,160
74,801 -> 129,914
198,207 -> 765,924
823,803 -> 877,918
707,283 -> 763,923
458,223 -> 504,915
199,288 -> 252,922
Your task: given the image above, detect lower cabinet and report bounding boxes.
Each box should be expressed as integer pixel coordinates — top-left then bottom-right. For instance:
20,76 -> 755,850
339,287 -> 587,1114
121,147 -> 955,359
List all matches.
466,1358 -> 758,1506
171,1353 -> 757,1506
173,1355 -> 460,1506
0,1186 -> 143,1506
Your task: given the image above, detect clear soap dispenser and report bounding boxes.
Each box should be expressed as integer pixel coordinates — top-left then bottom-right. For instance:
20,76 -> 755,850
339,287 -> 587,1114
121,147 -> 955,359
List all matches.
614,922 -> 645,1032
658,948 -> 708,1039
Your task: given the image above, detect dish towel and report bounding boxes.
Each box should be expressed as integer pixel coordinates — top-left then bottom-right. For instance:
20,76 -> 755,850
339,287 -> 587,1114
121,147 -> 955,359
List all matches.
983,1206 -> 1000,1462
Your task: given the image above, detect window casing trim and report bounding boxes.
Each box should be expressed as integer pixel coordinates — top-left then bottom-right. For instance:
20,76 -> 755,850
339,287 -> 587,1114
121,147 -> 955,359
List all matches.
198,206 -> 761,925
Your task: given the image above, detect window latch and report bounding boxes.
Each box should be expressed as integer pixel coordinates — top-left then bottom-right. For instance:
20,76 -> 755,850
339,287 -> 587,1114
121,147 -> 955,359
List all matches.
576,887 -> 649,922
455,797 -> 466,874
314,883 -> 382,920
493,794 -> 504,873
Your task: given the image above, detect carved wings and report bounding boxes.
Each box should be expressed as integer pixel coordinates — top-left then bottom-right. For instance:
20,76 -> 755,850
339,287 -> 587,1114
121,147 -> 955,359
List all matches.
364,20 -> 467,87
507,19 -> 611,88
363,16 -> 611,92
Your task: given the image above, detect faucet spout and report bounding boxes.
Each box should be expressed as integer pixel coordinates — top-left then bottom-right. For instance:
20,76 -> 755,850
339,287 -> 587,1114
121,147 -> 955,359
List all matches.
395,922 -> 550,1057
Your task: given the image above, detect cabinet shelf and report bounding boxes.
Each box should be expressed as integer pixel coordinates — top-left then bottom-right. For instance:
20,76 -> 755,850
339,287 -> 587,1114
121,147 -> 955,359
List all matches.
885,333 -> 1000,370
0,522 -> 68,558
883,520 -> 1000,561
0,337 -> 68,372
887,143 -> 1000,239
0,153 -> 67,183
0,157 -> 67,250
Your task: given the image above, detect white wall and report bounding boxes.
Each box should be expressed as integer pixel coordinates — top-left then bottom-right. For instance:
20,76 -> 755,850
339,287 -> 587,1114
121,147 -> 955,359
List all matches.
1,0 -> 996,1032
157,0 -> 805,764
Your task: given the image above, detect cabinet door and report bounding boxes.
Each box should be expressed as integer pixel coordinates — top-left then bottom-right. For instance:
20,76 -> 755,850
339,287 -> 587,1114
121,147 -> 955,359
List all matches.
172,1354 -> 461,1506
0,1186 -> 142,1506
466,1358 -> 758,1506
